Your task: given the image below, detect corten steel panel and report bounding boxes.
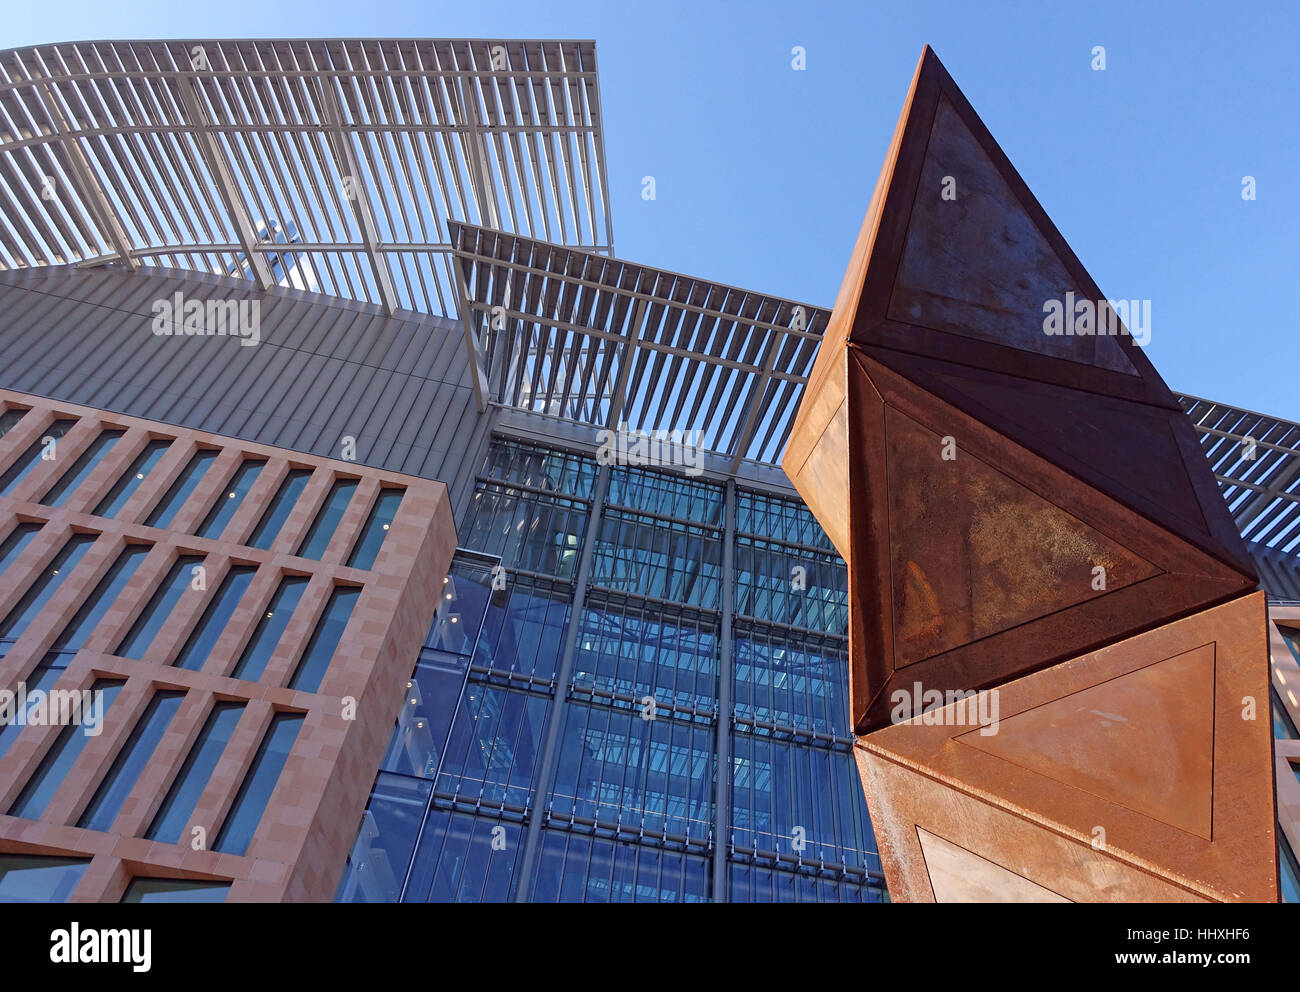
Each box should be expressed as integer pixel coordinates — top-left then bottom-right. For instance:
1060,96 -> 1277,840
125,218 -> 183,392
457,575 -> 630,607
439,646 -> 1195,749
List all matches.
845,350 -> 1255,732
783,46 -> 1259,735
0,389 -> 456,902
856,593 -> 1278,903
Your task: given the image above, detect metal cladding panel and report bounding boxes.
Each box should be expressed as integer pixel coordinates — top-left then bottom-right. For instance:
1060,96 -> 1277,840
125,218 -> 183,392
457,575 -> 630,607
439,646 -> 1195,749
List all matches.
0,263 -> 493,512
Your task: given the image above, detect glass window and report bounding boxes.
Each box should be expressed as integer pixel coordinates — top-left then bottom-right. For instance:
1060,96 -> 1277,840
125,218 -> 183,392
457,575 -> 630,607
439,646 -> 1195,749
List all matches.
288,587 -> 360,692
213,712 -> 304,855
94,439 -> 171,518
78,690 -> 186,832
171,566 -> 258,671
248,468 -> 312,550
52,545 -> 151,652
147,702 -> 246,843
231,576 -> 310,681
335,772 -> 432,902
0,408 -> 29,439
121,878 -> 230,903
115,555 -> 205,659
0,533 -> 98,640
0,522 -> 41,574
347,488 -> 403,570
195,459 -> 265,540
0,418 -> 76,496
9,679 -> 127,820
1273,689 -> 1299,740
40,430 -> 125,507
145,449 -> 218,529
1282,829 -> 1300,904
0,854 -> 90,902
0,654 -> 71,760
296,479 -> 358,559
402,807 -> 526,903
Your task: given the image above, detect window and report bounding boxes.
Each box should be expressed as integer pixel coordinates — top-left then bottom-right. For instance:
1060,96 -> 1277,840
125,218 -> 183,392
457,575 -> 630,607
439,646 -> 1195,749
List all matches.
296,478 -> 358,559
247,469 -> 312,550
145,449 -> 218,528
171,566 -> 257,671
347,488 -> 403,569
0,407 -> 29,439
9,679 -> 127,820
1273,689 -> 1299,740
121,878 -> 230,903
0,533 -> 98,640
40,429 -> 125,507
1282,829 -> 1300,903
147,702 -> 245,843
52,545 -> 151,652
195,459 -> 265,540
78,691 -> 186,832
230,576 -> 310,681
0,522 -> 41,574
0,654 -> 70,760
94,439 -> 171,517
0,854 -> 90,902
288,587 -> 359,692
0,418 -> 76,496
115,555 -> 205,659
213,712 -> 304,855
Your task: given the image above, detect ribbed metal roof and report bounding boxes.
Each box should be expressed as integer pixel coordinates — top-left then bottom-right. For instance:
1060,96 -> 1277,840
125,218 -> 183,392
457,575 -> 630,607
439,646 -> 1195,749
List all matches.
0,38 -> 612,316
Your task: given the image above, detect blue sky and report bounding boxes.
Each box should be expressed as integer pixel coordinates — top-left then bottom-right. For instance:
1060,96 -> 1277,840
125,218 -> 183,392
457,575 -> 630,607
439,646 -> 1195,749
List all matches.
8,0 -> 1299,419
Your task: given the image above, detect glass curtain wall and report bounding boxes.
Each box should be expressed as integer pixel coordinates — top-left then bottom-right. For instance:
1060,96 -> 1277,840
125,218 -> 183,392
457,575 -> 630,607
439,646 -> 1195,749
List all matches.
338,438 -> 883,903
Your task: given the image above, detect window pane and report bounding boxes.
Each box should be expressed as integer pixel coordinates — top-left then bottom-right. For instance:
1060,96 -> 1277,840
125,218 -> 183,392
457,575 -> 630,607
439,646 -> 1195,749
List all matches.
115,555 -> 205,659
248,469 -> 312,550
1272,690 -> 1299,740
213,712 -> 303,855
145,449 -> 218,528
1282,830 -> 1300,904
0,522 -> 41,574
40,430 -> 125,507
0,533 -> 98,639
288,587 -> 359,692
0,408 -> 29,439
347,488 -> 403,569
147,702 -> 246,843
9,679 -> 127,819
335,772 -> 432,902
195,459 -> 265,539
171,566 -> 257,671
78,690 -> 186,832
94,439 -> 171,518
0,418 -> 76,496
121,878 -> 229,903
0,854 -> 89,903
0,654 -> 69,760
231,576 -> 310,681
296,479 -> 358,559
52,545 -> 151,652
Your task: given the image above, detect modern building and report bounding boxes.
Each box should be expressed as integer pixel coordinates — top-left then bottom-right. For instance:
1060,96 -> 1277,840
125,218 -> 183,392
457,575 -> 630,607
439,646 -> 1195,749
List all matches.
0,37 -> 1295,903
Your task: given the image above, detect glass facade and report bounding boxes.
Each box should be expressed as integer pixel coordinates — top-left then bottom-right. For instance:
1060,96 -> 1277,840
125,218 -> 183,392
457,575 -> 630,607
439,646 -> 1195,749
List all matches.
40,429 -> 125,507
338,437 -> 883,903
95,439 -> 171,517
195,459 -> 265,539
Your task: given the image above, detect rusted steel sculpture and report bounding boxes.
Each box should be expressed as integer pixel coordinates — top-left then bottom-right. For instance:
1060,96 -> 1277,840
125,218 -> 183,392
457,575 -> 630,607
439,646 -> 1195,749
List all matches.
784,47 -> 1277,902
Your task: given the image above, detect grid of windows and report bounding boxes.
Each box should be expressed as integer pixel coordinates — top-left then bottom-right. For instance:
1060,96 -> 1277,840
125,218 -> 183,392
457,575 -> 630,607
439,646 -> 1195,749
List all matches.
340,438 -> 883,903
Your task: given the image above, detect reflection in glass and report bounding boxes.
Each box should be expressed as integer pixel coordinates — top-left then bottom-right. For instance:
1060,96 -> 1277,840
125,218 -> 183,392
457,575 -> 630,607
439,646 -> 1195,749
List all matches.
296,479 -> 358,559
121,879 -> 229,903
230,576 -> 309,681
171,566 -> 257,671
115,555 -> 205,659
195,459 -> 265,539
145,449 -> 218,528
213,712 -> 303,856
147,702 -> 245,843
40,430 -> 125,507
0,533 -> 98,640
347,487 -> 403,570
78,691 -> 186,831
0,854 -> 90,903
247,468 -> 312,549
287,586 -> 359,692
0,418 -> 76,496
95,439 -> 171,517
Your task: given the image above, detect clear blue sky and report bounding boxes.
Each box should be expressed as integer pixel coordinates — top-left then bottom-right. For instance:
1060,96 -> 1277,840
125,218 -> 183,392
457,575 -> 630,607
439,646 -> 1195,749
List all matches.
8,0 -> 1298,419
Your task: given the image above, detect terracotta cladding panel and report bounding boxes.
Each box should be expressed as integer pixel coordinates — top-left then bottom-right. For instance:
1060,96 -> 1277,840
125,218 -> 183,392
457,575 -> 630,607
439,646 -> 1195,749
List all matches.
0,388 -> 455,902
